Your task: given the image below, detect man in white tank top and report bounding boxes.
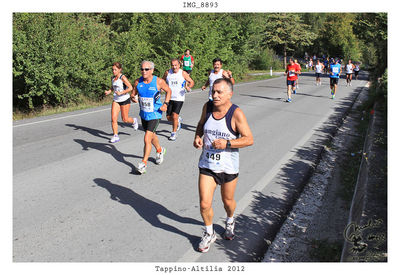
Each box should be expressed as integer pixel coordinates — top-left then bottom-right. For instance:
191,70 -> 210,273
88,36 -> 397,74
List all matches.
314,59 -> 324,86
194,78 -> 253,253
345,59 -> 355,87
162,59 -> 194,141
201,58 -> 235,101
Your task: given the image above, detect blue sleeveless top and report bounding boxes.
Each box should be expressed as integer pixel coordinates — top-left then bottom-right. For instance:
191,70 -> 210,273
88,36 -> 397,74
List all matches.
137,76 -> 163,121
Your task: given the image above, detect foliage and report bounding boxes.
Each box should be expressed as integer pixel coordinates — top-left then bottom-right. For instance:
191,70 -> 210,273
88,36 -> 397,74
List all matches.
263,13 -> 317,67
12,12 -> 387,113
13,13 -> 112,110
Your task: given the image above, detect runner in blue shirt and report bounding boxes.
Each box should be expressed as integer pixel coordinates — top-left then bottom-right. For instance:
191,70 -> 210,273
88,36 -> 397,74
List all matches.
329,59 -> 342,99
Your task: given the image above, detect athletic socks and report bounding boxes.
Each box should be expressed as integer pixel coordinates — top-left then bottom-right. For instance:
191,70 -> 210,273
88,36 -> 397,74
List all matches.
205,224 -> 214,235
226,216 -> 234,224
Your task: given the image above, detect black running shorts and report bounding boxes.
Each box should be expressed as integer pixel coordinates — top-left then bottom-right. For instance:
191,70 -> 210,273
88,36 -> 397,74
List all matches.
141,118 -> 160,133
199,168 -> 238,185
330,78 -> 339,85
115,98 -> 131,106
166,100 -> 184,116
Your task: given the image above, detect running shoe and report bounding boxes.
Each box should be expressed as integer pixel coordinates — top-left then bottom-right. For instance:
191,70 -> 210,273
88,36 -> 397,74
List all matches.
133,117 -> 139,131
169,132 -> 177,141
287,98 -> 292,103
137,162 -> 147,174
177,117 -> 183,131
332,94 -> 335,99
224,219 -> 235,240
198,230 -> 217,253
155,147 -> 166,164
110,134 -> 120,143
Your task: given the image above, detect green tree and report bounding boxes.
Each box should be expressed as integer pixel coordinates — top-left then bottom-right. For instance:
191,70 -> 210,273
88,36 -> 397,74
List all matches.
263,13 -> 317,67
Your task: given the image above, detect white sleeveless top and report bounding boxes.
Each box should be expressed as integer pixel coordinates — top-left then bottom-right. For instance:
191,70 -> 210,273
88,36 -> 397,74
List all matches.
112,74 -> 130,102
166,69 -> 186,102
346,64 -> 354,74
315,64 -> 323,73
208,69 -> 224,100
198,102 -> 240,174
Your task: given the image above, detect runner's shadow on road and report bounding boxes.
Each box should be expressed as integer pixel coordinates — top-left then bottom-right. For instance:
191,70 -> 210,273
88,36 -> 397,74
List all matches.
94,178 -> 202,251
240,94 -> 283,102
66,124 -> 130,140
158,120 -> 197,133
74,139 -> 141,174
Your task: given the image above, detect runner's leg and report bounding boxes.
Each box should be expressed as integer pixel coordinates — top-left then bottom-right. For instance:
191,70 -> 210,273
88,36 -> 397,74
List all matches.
111,101 -> 121,135
199,174 -> 218,226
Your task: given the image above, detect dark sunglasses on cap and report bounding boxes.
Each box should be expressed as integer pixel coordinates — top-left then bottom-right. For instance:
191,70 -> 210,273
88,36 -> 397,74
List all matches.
141,68 -> 152,71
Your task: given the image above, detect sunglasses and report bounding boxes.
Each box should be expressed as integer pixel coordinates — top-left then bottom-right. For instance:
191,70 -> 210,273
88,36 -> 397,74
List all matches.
141,68 -> 152,71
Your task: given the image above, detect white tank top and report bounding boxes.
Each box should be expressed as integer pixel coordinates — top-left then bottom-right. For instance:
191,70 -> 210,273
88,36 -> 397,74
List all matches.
166,69 -> 186,102
112,75 -> 130,102
198,102 -> 240,174
346,64 -> 354,74
315,64 -> 323,73
208,69 -> 224,100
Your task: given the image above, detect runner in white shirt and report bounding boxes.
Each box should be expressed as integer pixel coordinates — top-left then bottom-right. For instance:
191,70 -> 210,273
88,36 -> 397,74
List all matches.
104,62 -> 139,143
162,59 -> 194,141
345,59 -> 355,87
314,59 -> 325,86
354,63 -> 360,80
201,58 -> 235,101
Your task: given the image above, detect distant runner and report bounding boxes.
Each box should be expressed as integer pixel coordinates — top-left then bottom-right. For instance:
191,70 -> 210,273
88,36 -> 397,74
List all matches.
285,58 -> 301,102
345,59 -> 355,86
354,63 -> 360,80
180,49 -> 194,75
314,59 -> 324,86
132,61 -> 172,174
294,59 -> 301,90
163,59 -> 194,141
104,62 -> 139,143
194,78 -> 253,253
329,59 -> 342,99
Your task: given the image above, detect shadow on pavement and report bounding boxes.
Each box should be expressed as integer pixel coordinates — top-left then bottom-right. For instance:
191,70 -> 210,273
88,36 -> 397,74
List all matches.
216,84 -> 368,262
94,178 -> 203,250
74,139 -> 142,174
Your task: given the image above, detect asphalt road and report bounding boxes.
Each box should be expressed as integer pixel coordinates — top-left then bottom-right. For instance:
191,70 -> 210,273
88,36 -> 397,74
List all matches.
13,72 -> 368,262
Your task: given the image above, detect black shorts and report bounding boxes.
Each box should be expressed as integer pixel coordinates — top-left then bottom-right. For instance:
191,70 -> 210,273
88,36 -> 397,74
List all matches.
166,100 -> 184,116
315,73 -> 321,78
141,118 -> 160,133
183,69 -> 192,74
199,168 -> 238,185
115,98 -> 131,106
330,78 -> 339,85
354,71 -> 359,76
287,80 -> 296,86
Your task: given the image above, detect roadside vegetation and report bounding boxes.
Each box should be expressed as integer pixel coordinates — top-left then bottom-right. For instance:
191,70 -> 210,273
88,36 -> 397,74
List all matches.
13,13 -> 386,119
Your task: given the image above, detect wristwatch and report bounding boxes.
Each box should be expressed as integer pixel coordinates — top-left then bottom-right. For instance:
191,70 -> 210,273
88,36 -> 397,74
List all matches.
226,140 -> 231,148
163,102 -> 169,106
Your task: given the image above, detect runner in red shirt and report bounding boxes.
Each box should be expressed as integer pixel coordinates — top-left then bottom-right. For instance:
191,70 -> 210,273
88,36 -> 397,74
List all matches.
285,58 -> 301,102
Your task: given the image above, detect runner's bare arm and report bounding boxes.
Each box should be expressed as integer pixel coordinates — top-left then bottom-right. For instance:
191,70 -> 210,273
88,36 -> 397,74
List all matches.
130,79 -> 139,102
229,108 -> 254,148
183,71 -> 195,88
193,103 -> 208,149
119,75 -> 133,96
158,78 -> 172,112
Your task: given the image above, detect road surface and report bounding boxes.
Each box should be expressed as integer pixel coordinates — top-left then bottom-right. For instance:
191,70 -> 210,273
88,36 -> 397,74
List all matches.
13,72 -> 368,262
